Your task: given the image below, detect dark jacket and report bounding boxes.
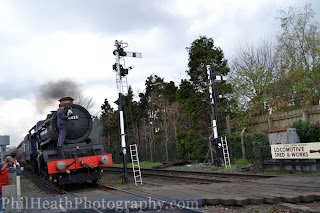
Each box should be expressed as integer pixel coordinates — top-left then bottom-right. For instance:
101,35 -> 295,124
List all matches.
0,163 -> 22,193
57,108 -> 68,128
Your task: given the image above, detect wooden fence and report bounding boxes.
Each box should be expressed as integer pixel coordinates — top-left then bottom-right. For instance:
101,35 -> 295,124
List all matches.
249,105 -> 320,133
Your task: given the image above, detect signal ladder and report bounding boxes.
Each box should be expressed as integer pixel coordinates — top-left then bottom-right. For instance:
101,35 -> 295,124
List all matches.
129,144 -> 142,185
221,136 -> 231,168
121,75 -> 129,95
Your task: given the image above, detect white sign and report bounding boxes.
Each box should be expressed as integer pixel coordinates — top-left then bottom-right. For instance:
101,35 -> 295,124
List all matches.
271,142 -> 320,159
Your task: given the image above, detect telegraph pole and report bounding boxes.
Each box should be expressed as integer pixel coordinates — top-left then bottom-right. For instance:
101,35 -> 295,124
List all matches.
113,40 -> 141,183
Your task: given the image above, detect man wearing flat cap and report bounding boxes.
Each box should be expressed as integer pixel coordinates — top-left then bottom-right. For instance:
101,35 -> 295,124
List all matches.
56,97 -> 74,147
58,97 -> 74,104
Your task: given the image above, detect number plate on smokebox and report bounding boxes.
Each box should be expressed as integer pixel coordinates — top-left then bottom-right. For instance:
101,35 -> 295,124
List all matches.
68,115 -> 79,120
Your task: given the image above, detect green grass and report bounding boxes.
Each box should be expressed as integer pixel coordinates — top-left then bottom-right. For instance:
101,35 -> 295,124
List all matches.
234,158 -> 250,167
252,205 -> 259,211
305,172 -> 320,176
110,161 -> 162,168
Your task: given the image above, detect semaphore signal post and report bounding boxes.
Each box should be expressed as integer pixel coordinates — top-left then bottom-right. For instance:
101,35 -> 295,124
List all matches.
206,65 -> 230,168
113,40 -> 141,184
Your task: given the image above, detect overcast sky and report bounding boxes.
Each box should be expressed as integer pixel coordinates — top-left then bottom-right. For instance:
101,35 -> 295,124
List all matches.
0,0 -> 319,147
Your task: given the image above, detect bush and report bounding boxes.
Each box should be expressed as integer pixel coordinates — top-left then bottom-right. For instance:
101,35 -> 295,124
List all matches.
176,130 -> 207,161
234,158 -> 250,167
291,120 -> 320,143
251,132 -> 269,162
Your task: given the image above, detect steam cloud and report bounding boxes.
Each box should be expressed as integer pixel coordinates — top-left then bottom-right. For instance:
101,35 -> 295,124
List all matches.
36,80 -> 80,113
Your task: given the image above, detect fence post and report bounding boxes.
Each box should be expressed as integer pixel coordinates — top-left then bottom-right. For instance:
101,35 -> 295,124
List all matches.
279,160 -> 284,172
300,160 -> 304,172
258,142 -> 264,172
241,128 -> 246,160
16,175 -> 21,211
226,115 -> 232,135
292,160 -> 296,171
302,109 -> 309,122
268,116 -> 274,130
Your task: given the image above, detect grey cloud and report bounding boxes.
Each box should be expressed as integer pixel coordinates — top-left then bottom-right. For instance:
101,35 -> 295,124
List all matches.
0,77 -> 39,100
6,0 -> 189,35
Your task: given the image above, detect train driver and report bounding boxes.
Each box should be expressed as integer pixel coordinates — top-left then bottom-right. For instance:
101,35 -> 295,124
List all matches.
57,103 -> 69,148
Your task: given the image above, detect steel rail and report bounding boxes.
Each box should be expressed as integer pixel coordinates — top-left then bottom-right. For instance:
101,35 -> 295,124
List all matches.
104,166 -> 276,179
25,170 -> 202,212
105,167 -> 230,183
23,171 -> 106,213
27,170 -> 202,212
100,184 -> 203,213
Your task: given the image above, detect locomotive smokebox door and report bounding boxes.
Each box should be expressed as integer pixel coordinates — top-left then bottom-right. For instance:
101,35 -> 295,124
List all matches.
49,104 -> 93,144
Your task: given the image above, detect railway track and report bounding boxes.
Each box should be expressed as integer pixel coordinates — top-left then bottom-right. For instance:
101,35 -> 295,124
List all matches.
23,170 -> 109,212
23,170 -> 202,212
103,166 -> 276,183
23,166 -> 272,212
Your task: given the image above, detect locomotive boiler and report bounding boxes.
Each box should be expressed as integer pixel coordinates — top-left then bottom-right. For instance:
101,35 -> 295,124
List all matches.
15,97 -> 112,185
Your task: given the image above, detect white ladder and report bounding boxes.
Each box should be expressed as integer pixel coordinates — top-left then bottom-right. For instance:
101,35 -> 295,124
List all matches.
221,136 -> 231,168
122,75 -> 129,95
129,144 -> 142,185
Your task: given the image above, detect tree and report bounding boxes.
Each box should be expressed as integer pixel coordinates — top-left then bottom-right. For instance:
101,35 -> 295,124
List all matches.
163,81 -> 177,103
136,75 -> 181,162
176,130 -> 206,161
160,81 -> 178,161
100,99 -> 120,149
176,80 -> 204,126
185,36 -> 233,136
277,4 -> 320,73
122,86 -> 141,146
100,99 -> 114,119
137,74 -> 166,162
73,89 -> 96,115
231,4 -> 320,114
187,36 -> 230,92
230,39 -> 279,114
276,4 -> 320,106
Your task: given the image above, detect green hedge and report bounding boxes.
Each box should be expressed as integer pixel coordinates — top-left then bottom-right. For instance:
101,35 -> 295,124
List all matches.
291,120 -> 320,143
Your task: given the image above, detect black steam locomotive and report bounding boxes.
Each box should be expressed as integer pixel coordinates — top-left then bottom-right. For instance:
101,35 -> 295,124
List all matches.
14,97 -> 112,185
